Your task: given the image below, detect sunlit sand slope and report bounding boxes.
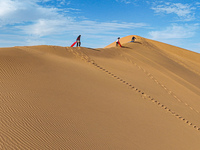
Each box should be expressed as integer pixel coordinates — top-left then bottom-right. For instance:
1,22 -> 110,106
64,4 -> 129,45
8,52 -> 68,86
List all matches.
1,37 -> 200,149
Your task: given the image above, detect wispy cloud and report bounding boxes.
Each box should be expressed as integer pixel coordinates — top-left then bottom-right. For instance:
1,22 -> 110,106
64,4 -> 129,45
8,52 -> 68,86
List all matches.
151,2 -> 196,21
115,0 -> 147,5
21,19 -> 147,37
116,0 -> 131,4
149,24 -> 199,40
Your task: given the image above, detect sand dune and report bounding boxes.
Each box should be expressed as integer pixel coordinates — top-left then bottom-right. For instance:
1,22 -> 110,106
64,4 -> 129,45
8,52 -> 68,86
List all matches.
1,36 -> 200,149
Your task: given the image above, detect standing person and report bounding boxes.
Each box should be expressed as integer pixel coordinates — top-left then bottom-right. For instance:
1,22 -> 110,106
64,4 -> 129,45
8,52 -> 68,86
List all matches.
116,37 -> 120,47
76,35 -> 81,47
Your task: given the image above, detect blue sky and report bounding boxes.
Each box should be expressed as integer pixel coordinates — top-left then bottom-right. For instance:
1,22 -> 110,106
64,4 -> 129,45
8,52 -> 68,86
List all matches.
0,0 -> 200,53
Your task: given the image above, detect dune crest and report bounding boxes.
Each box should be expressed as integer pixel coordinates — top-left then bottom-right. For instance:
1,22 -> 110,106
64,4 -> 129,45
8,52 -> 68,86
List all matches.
1,36 -> 200,149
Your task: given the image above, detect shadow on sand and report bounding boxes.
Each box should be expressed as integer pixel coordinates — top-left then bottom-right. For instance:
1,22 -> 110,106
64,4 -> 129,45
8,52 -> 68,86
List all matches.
85,47 -> 101,51
128,41 -> 142,44
121,41 -> 142,49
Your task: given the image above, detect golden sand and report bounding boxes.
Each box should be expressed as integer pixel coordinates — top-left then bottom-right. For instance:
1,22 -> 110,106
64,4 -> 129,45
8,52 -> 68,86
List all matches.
1,36 -> 200,149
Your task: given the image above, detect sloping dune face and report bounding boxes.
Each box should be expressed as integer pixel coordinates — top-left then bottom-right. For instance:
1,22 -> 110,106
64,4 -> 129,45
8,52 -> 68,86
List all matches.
1,37 -> 200,149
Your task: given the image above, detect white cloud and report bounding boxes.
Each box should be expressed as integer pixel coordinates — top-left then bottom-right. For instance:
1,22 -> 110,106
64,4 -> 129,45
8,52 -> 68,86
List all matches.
0,0 -> 147,36
149,24 -> 199,40
20,19 -> 71,37
151,2 -> 196,21
0,0 -> 16,16
0,0 -> 62,26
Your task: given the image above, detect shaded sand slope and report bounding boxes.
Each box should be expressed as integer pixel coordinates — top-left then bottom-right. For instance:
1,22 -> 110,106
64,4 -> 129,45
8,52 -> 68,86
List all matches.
1,38 -> 200,149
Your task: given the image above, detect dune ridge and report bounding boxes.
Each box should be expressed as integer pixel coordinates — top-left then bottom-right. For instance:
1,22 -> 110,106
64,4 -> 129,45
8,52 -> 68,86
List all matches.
1,36 -> 200,149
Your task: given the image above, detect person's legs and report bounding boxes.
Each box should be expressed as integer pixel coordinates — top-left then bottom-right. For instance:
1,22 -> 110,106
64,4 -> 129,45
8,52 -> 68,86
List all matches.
76,40 -> 80,47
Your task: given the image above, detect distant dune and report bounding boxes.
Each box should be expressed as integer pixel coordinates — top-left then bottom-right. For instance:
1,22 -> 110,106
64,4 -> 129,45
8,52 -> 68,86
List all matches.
1,36 -> 200,149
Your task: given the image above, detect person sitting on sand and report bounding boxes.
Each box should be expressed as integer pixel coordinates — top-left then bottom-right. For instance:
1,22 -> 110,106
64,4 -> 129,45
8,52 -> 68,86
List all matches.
76,35 -> 81,47
116,37 -> 120,46
131,36 -> 136,42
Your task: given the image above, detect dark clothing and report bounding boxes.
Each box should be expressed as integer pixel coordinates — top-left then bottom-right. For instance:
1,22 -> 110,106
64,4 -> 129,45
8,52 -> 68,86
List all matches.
77,41 -> 81,47
131,36 -> 136,42
116,42 -> 119,47
76,35 -> 81,47
76,35 -> 81,41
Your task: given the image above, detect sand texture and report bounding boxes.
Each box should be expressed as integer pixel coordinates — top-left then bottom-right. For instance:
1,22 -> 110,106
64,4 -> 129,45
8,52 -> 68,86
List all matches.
1,36 -> 200,149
